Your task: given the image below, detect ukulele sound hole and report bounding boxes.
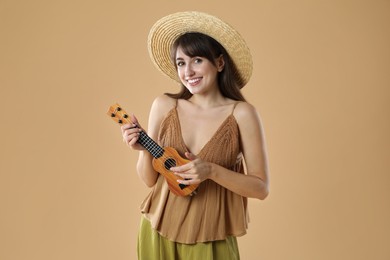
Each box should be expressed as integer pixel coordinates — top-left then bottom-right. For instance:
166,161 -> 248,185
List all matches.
164,158 -> 188,190
164,158 -> 176,170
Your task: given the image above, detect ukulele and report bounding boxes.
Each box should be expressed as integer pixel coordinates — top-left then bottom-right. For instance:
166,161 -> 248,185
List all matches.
107,103 -> 198,196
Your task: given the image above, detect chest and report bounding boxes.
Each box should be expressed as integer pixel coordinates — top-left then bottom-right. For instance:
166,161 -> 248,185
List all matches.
176,107 -> 233,155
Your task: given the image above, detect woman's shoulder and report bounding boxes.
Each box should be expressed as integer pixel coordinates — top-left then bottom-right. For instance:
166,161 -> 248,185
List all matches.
151,94 -> 177,113
149,94 -> 178,124
234,101 -> 257,115
233,101 -> 262,125
147,95 -> 178,136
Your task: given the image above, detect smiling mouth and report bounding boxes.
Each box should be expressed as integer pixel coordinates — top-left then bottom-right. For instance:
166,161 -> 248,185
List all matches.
187,78 -> 201,85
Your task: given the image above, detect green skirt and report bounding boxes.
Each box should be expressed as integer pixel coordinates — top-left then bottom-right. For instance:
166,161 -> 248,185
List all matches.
137,216 -> 240,260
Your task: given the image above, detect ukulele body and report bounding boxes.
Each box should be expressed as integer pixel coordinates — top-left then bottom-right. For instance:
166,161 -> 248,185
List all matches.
152,147 -> 198,196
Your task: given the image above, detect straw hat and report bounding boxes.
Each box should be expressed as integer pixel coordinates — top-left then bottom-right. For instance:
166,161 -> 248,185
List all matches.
147,11 -> 253,88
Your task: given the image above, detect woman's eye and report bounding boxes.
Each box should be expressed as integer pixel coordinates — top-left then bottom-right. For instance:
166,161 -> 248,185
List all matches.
194,58 -> 203,63
177,61 -> 184,67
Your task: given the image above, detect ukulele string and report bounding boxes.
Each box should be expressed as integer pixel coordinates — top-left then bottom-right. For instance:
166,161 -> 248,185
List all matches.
140,132 -> 181,170
139,133 -> 194,186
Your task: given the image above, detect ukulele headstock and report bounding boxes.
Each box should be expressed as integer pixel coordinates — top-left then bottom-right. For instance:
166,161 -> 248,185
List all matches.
107,103 -> 132,125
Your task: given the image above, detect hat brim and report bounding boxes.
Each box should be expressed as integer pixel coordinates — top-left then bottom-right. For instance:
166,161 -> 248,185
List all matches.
148,11 -> 253,88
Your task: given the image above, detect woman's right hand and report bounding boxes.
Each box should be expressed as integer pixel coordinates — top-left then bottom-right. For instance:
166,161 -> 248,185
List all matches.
120,115 -> 145,151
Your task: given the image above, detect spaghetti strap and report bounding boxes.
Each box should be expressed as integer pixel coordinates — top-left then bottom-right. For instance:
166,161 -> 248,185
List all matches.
231,102 -> 241,115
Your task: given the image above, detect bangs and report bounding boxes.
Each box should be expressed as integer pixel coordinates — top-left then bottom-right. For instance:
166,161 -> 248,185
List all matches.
171,33 -> 223,64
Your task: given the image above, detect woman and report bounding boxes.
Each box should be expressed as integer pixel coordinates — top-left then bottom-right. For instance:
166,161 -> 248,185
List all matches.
121,11 -> 269,260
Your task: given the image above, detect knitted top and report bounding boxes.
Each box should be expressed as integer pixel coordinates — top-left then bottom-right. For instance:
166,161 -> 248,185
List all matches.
140,102 -> 249,244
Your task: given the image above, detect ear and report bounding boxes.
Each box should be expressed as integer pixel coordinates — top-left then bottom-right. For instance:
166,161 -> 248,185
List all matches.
216,54 -> 225,72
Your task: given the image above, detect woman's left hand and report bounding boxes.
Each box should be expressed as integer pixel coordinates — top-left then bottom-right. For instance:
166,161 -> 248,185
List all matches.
170,152 -> 213,185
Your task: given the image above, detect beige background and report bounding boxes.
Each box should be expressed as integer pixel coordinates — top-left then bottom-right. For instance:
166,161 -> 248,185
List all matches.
1,0 -> 389,259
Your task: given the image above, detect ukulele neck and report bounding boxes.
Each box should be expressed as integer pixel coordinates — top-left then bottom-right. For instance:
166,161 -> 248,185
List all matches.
107,103 -> 164,159
138,131 -> 164,159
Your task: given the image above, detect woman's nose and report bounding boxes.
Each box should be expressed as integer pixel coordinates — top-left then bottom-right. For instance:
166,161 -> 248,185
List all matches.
184,64 -> 195,77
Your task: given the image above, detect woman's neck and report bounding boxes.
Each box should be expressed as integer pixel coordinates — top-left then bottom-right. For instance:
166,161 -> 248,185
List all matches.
188,92 -> 231,109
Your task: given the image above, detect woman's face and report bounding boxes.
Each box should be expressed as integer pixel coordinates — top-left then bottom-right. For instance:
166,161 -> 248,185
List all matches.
175,46 -> 224,96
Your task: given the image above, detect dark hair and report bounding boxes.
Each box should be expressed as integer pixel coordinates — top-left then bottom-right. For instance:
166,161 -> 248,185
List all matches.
165,32 -> 246,101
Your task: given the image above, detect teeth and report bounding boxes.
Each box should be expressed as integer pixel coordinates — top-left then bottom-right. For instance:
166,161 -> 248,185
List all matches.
188,78 -> 200,84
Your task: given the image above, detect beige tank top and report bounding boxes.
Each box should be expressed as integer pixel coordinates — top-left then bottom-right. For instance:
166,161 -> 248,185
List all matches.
140,101 -> 249,244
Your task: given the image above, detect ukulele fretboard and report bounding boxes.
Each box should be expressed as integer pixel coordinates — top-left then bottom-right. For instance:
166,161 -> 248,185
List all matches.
138,132 -> 164,158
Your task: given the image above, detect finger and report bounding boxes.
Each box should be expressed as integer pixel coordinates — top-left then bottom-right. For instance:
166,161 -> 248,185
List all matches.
121,123 -> 132,133
175,173 -> 196,179
124,132 -> 140,144
124,127 -> 141,136
131,114 -> 140,127
170,163 -> 192,173
121,124 -> 138,134
131,114 -> 138,122
128,136 -> 139,146
177,178 -> 201,185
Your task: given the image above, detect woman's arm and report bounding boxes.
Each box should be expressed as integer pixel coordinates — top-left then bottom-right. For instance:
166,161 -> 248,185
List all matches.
171,102 -> 269,199
122,95 -> 176,187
